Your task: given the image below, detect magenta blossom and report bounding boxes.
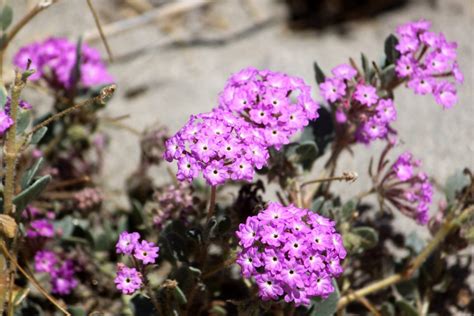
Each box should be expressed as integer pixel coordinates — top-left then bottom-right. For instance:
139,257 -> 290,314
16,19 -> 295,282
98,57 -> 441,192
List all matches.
236,202 -> 346,306
394,20 -> 463,108
115,264 -> 143,295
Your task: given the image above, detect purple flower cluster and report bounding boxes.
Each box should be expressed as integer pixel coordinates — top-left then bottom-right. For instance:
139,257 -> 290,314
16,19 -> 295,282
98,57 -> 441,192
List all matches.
164,68 -> 319,186
34,251 -> 78,295
236,202 -> 346,306
24,207 -> 55,239
319,64 -> 397,144
14,37 -> 113,90
382,152 -> 433,224
152,182 -> 195,228
395,20 -> 463,108
115,231 -> 159,295
74,187 -> 103,210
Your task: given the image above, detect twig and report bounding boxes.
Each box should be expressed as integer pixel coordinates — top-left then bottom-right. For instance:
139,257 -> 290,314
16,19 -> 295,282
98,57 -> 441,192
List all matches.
83,0 -> 212,42
0,0 -> 60,82
86,0 -> 114,62
0,242 -> 70,315
19,84 -> 116,151
337,205 -> 474,310
300,172 -> 358,189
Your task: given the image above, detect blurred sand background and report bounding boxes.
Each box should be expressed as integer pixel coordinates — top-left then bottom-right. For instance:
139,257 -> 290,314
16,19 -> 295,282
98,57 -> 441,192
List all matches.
7,0 -> 474,234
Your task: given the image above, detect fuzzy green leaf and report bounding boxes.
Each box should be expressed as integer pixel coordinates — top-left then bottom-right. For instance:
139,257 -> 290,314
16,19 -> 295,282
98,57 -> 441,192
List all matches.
313,62 -> 326,85
1,6 -> 13,31
309,279 -> 340,316
384,34 -> 400,65
352,226 -> 379,249
16,109 -> 31,135
13,175 -> 51,212
0,84 -> 7,108
30,126 -> 48,144
21,157 -> 44,189
295,141 -> 319,170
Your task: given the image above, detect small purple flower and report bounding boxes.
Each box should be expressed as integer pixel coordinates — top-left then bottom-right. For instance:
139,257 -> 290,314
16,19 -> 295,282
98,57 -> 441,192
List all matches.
34,251 -> 57,273
434,81 -> 458,109
115,264 -> 143,295
354,84 -> 378,106
134,240 -> 160,265
51,260 -> 78,296
116,231 -> 140,255
331,64 -> 357,80
26,219 -> 55,239
319,78 -> 346,103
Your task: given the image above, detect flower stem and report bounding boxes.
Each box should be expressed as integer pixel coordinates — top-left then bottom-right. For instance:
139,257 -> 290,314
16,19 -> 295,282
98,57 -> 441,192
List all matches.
301,172 -> 358,189
3,73 -> 24,215
131,257 -> 163,316
206,186 -> 217,222
337,205 -> 473,310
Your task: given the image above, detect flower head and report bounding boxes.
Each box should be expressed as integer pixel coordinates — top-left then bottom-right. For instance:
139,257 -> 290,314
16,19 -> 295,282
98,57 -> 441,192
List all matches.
165,68 -> 319,186
116,231 -> 140,255
34,251 -> 58,273
115,264 -> 143,295
13,37 -> 113,91
378,150 -> 433,224
134,240 -> 160,265
236,202 -> 345,306
394,20 -> 463,108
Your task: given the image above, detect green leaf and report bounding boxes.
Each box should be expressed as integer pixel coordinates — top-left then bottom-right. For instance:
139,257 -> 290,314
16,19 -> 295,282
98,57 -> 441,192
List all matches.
30,126 -> 48,144
69,37 -> 83,89
352,226 -> 379,249
295,141 -> 319,170
342,199 -> 356,221
1,6 -> 13,31
313,62 -> 326,85
444,170 -> 470,203
0,84 -> 7,108
300,107 -> 335,159
173,285 -> 187,305
311,196 -> 325,213
384,34 -> 400,65
68,306 -> 87,316
16,109 -> 31,135
361,53 -> 370,82
309,279 -> 340,316
381,64 -> 396,88
396,299 -> 419,316
380,302 -> 396,316
21,157 -> 44,189
13,175 -> 51,213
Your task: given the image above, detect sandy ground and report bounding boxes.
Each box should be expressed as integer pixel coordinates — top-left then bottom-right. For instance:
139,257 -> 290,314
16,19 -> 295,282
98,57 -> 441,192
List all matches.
7,0 -> 474,234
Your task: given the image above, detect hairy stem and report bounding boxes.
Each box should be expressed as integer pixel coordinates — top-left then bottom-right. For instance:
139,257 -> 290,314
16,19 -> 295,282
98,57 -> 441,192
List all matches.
3,73 -> 24,216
